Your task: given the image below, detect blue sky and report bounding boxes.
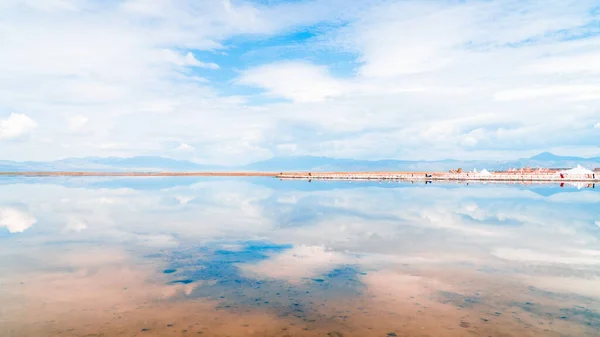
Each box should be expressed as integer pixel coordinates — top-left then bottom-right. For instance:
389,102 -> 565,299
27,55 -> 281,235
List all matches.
0,0 -> 599,164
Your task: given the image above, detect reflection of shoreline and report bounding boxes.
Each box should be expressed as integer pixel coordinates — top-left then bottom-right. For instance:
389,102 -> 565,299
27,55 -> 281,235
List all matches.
2,171 -> 598,183
281,177 -> 598,188
2,180 -> 599,336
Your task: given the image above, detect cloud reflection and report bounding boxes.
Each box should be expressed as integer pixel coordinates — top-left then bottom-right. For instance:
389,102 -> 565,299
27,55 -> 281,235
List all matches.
1,178 -> 600,335
0,207 -> 36,233
1,179 -> 599,298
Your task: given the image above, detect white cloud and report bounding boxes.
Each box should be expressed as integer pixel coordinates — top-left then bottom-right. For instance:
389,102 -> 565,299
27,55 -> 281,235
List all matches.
159,50 -> 219,69
175,196 -> 194,204
275,143 -> 298,154
594,123 -> 600,129
351,2 -> 466,77
240,245 -> 349,282
0,207 -> 37,233
494,85 -> 600,101
0,0 -> 599,162
3,0 -> 80,12
237,61 -> 346,102
460,135 -> 479,147
175,142 -> 195,151
64,217 -> 87,232
67,115 -> 89,131
527,51 -> 600,74
0,113 -> 37,140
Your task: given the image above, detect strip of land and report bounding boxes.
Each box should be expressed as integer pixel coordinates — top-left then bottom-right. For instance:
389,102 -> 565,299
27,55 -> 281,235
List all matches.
0,172 -> 277,177
0,171 -> 597,182
279,172 -> 599,183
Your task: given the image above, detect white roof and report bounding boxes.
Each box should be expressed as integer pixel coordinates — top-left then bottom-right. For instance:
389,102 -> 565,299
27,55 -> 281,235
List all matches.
559,165 -> 594,175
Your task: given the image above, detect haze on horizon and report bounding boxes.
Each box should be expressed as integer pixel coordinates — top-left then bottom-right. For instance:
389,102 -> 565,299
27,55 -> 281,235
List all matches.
1,0 -> 599,165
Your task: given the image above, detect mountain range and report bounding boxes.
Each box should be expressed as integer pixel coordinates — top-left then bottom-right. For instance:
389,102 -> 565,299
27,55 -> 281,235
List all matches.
1,152 -> 599,172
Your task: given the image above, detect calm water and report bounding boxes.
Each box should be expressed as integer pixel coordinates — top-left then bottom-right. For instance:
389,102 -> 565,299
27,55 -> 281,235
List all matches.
0,178 -> 599,337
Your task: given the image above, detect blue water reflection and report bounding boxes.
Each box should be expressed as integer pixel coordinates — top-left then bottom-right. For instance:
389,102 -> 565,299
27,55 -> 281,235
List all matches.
0,177 -> 599,336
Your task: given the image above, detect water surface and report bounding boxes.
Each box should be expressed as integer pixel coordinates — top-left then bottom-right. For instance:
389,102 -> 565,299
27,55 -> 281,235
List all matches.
0,178 -> 599,336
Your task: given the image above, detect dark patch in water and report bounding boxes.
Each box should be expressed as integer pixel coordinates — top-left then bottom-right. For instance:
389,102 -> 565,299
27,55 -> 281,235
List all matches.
318,266 -> 365,296
144,253 -> 164,258
509,302 -> 600,328
163,269 -> 177,274
559,306 -> 600,327
327,331 -> 344,337
163,241 -> 292,284
528,286 -> 595,303
438,291 -> 482,308
168,279 -> 194,285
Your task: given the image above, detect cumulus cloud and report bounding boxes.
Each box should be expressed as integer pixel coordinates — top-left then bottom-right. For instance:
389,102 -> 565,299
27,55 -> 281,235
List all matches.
175,142 -> 195,151
0,207 -> 37,233
158,50 -> 219,69
0,113 -> 37,140
0,0 -> 599,162
460,135 -> 479,147
67,115 -> 89,131
494,85 -> 600,101
240,245 -> 350,282
237,61 -> 346,102
175,196 -> 194,204
527,52 -> 600,74
64,217 -> 87,232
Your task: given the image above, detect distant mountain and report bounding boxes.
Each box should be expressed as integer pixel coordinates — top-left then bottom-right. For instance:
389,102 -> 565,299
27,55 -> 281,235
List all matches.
0,156 -> 217,172
528,152 -> 582,161
243,156 -> 458,172
0,153 -> 598,172
502,153 -> 600,171
244,153 -> 600,172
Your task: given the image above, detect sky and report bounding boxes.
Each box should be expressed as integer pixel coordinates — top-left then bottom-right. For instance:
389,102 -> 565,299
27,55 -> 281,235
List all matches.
1,0 -> 599,165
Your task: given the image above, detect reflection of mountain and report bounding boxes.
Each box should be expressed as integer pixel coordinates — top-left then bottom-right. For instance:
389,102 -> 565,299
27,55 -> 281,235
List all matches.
2,178 -> 599,272
3,177 -> 600,334
1,152 -> 599,172
523,184 -> 598,197
0,176 -> 597,196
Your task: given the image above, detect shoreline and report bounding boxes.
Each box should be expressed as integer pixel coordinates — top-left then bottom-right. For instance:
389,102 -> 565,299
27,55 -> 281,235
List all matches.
277,172 -> 599,183
0,171 -> 597,183
0,171 -> 277,177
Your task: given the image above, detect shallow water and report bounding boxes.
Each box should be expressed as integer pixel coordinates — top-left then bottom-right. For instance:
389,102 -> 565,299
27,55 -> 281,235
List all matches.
0,177 -> 599,336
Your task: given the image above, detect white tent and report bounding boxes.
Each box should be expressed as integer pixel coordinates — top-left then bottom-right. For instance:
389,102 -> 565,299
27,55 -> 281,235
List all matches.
559,165 -> 594,175
479,169 -> 492,176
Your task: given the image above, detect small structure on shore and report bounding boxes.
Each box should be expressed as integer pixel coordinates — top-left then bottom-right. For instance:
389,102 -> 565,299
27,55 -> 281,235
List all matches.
479,169 -> 492,176
559,165 -> 594,175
